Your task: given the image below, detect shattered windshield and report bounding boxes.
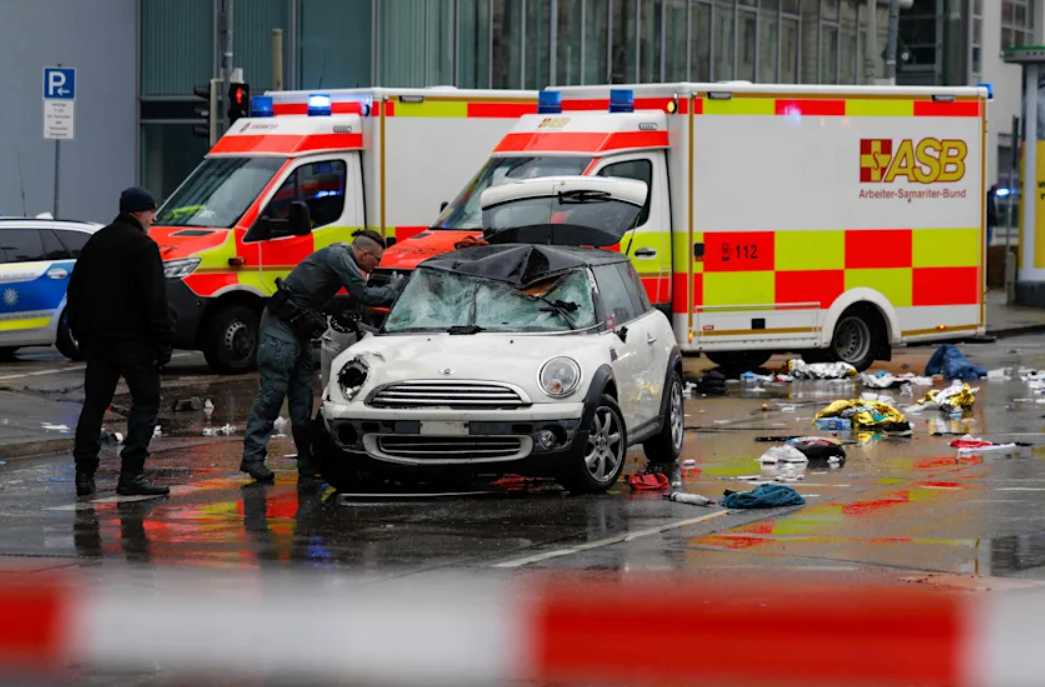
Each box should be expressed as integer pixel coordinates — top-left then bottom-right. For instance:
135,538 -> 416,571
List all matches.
432,156 -> 592,230
156,157 -> 284,228
384,268 -> 597,334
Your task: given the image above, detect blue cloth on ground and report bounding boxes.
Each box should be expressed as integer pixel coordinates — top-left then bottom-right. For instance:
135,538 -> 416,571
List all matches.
720,483 -> 806,509
924,344 -> 986,380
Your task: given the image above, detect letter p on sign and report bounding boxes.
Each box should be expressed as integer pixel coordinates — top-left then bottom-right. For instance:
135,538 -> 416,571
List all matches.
43,68 -> 76,100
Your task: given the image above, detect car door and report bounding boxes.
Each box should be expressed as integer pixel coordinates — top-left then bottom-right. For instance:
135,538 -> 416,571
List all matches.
615,260 -> 671,424
592,263 -> 644,430
251,156 -> 362,295
0,226 -> 67,342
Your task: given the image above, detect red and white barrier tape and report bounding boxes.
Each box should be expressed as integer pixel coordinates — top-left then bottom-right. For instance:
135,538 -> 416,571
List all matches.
1,573 -> 1043,685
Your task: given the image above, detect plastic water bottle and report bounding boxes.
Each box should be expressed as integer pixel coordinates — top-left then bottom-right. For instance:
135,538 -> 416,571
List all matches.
664,492 -> 715,506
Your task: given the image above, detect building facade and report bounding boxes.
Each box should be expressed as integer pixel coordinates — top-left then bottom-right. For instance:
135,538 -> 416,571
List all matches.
0,0 -> 1039,223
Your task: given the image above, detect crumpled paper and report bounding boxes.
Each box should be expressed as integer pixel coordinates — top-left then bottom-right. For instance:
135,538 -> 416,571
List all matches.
814,398 -> 906,430
915,383 -> 977,414
788,359 -> 857,380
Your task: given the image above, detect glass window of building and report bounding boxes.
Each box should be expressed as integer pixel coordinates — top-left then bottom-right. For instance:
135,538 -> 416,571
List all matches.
300,0 -> 371,90
492,0 -> 524,88
664,0 -> 688,81
556,0 -> 583,85
691,0 -> 712,81
780,7 -> 799,83
141,124 -> 211,201
640,0 -> 663,82
584,0 -> 611,83
759,0 -> 779,83
840,0 -> 858,84
611,0 -> 638,82
821,23 -> 839,84
459,0 -> 493,88
526,0 -> 552,88
737,7 -> 757,81
713,0 -> 735,80
1003,0 -> 1035,50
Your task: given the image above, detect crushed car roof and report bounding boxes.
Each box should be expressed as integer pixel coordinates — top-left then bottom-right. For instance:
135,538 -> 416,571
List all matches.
420,243 -> 628,289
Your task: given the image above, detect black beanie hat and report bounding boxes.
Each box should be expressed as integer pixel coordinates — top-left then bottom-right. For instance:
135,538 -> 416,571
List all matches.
119,186 -> 157,214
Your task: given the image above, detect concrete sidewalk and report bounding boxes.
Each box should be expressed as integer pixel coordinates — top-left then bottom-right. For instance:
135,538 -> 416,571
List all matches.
986,289 -> 1045,337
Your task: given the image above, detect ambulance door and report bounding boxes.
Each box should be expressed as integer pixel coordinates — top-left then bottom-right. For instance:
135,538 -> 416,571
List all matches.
592,153 -> 671,309
250,153 -> 364,294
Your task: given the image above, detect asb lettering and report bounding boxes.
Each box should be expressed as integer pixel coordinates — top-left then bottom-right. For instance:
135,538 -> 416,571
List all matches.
860,138 -> 967,184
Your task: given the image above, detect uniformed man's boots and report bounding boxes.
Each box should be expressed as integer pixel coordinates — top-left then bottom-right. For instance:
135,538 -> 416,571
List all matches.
293,426 -> 319,479
117,457 -> 170,496
75,470 -> 96,497
240,460 -> 275,482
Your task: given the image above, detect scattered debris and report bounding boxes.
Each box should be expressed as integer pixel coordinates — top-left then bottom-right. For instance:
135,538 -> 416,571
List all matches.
721,483 -> 806,508
814,399 -> 910,434
861,371 -> 935,389
987,368 -> 1010,381
664,492 -> 715,506
686,370 -> 727,396
950,434 -> 1031,454
172,397 -> 204,412
758,444 -> 808,464
629,474 -> 670,491
202,424 -> 237,437
41,423 -> 70,433
787,436 -> 847,462
914,383 -> 978,414
153,426 -> 163,438
98,430 -> 124,447
925,343 -> 986,380
203,399 -> 215,420
681,459 -> 697,468
788,359 -> 857,380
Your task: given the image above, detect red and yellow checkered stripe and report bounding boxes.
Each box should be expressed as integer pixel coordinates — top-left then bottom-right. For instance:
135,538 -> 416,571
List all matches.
272,99 -> 537,118
670,228 -> 981,314
562,95 -> 982,118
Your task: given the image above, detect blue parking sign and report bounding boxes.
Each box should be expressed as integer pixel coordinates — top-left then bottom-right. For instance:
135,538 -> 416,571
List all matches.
43,68 -> 76,100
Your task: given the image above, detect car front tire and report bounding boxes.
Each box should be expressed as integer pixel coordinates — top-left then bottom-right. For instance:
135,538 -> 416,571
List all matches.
312,411 -> 360,492
561,394 -> 627,495
644,371 -> 684,463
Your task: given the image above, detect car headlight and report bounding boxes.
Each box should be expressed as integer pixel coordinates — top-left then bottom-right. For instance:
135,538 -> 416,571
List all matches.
540,356 -> 581,398
163,258 -> 202,279
338,358 -> 369,400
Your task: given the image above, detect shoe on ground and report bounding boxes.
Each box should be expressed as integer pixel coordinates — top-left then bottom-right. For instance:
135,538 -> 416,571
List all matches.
240,460 -> 275,482
75,471 -> 96,498
116,474 -> 170,496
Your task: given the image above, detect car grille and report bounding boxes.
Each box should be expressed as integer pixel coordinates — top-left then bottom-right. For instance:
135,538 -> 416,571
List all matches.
372,435 -> 531,463
368,381 -> 527,409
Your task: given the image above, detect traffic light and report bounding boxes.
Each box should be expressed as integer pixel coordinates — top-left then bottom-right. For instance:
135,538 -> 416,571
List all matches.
192,82 -> 214,140
228,82 -> 250,125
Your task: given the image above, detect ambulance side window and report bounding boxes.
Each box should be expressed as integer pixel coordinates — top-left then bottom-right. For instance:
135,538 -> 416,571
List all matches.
597,159 -> 653,226
261,160 -> 347,234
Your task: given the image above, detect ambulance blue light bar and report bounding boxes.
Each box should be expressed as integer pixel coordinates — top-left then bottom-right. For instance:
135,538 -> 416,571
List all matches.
308,94 -> 332,116
609,89 -> 634,113
250,95 -> 274,117
538,91 -> 562,114
978,83 -> 994,100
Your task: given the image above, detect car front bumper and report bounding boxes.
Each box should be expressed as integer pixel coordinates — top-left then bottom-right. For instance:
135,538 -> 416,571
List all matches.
322,401 -> 587,469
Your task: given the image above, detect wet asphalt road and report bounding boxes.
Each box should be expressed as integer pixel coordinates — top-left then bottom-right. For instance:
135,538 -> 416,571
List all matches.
4,339 -> 1045,684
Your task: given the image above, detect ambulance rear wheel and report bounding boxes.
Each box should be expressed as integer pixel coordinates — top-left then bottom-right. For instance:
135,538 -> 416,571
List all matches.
202,305 -> 259,375
705,351 -> 772,373
827,307 -> 883,372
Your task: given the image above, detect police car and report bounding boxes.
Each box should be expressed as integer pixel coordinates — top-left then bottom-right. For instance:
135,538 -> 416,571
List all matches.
0,216 -> 102,360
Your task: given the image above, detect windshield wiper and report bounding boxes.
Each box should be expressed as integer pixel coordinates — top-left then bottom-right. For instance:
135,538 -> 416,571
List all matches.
558,190 -> 611,205
533,297 -> 578,330
448,324 -> 485,335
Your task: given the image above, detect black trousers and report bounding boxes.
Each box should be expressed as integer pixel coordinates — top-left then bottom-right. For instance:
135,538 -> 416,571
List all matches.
73,341 -> 161,475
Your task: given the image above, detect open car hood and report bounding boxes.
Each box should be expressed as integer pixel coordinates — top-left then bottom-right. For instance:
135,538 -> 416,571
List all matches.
420,243 -> 624,290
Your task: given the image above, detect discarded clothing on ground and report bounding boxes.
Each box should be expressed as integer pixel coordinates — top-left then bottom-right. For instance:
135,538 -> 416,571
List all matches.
628,473 -> 671,491
914,383 -> 978,414
814,398 -> 909,433
721,483 -> 806,509
924,344 -> 986,380
950,434 -> 1029,454
757,444 -> 808,464
687,370 -> 727,396
788,359 -> 857,380
860,371 -> 935,389
787,436 -> 847,462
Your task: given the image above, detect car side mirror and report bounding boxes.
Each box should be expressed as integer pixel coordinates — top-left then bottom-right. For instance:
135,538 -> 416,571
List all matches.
615,326 -> 629,343
289,201 -> 312,237
440,200 -> 449,212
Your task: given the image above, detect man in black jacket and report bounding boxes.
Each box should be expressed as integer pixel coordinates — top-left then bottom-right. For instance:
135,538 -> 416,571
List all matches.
69,187 -> 174,498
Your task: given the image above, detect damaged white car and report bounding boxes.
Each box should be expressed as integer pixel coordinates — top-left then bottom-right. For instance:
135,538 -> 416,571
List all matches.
317,177 -> 682,494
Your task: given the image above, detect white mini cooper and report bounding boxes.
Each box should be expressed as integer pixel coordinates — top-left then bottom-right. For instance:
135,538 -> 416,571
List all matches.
318,178 -> 683,494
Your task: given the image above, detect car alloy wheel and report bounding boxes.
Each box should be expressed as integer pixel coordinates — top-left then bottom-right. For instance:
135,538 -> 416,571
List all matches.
584,406 -> 623,483
669,379 -> 684,451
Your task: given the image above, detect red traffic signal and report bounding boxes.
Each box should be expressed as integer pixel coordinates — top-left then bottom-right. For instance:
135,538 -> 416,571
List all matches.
228,83 -> 250,124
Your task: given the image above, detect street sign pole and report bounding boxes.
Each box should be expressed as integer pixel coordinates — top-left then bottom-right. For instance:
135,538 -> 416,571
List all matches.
43,64 -> 76,219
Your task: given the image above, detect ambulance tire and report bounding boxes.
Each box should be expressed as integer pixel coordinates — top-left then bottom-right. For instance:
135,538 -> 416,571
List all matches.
705,351 -> 772,372
55,309 -> 84,361
202,305 -> 259,375
826,306 -> 883,372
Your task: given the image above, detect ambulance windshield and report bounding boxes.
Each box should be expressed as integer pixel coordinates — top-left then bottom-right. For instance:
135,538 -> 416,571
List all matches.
432,156 -> 591,231
156,157 -> 284,229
